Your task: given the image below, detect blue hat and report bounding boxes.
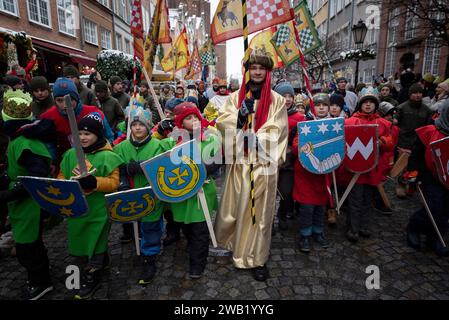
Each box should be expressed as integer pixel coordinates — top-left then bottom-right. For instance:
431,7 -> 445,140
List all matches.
52,77 -> 80,102
274,82 -> 295,97
185,96 -> 199,107
165,97 -> 185,112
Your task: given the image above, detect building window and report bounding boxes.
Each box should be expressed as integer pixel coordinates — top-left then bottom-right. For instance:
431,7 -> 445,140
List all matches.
115,0 -> 125,19
27,0 -> 51,27
116,33 -> 123,51
124,39 -> 131,54
404,7 -> 417,40
423,38 -> 441,76
330,0 -> 336,18
84,19 -> 98,45
344,0 -> 351,6
1,0 -> 18,16
101,28 -> 112,49
57,0 -> 75,36
97,0 -> 110,9
384,47 -> 397,78
337,0 -> 343,13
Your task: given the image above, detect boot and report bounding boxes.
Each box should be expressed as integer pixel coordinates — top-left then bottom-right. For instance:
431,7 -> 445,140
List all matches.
74,268 -> 101,300
138,256 -> 157,285
253,265 -> 269,282
277,209 -> 288,231
346,230 -> 359,243
189,264 -> 205,279
327,209 -> 337,225
313,233 -> 330,248
162,232 -> 180,246
298,236 -> 311,253
406,224 -> 421,250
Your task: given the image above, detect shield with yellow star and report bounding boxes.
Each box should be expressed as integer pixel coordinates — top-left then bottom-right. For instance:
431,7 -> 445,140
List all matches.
140,139 -> 207,203
105,187 -> 160,223
18,176 -> 88,218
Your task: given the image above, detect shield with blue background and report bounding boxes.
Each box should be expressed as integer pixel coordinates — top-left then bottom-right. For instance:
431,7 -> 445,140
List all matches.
298,117 -> 345,174
141,139 -> 207,203
105,187 -> 159,223
19,176 -> 88,218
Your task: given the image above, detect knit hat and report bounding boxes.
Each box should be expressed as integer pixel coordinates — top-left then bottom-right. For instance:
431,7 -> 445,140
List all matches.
329,93 -> 345,109
185,95 -> 199,107
312,93 -> 330,106
437,82 -> 449,94
274,82 -> 295,97
164,97 -> 184,112
434,76 -> 443,85
63,65 -> 80,78
357,87 -> 380,110
422,73 -> 435,83
109,76 -> 123,87
94,80 -> 109,93
409,83 -> 424,96
53,77 -> 80,102
129,106 -> 153,132
1,89 -> 33,121
336,76 -> 347,84
30,76 -> 50,92
78,112 -> 104,138
248,53 -> 274,70
378,101 -> 396,117
5,76 -> 22,88
173,102 -> 203,129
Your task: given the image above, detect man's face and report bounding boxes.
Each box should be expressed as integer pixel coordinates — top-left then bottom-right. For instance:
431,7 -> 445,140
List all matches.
380,86 -> 390,97
96,91 -> 107,100
410,92 -> 423,102
337,80 -> 347,91
33,88 -> 50,101
249,64 -> 267,84
66,76 -> 80,86
175,88 -> 184,97
218,86 -> 227,95
113,82 -> 123,93
163,87 -> 170,94
140,86 -> 148,95
55,96 -> 77,113
361,100 -> 376,114
164,110 -> 174,120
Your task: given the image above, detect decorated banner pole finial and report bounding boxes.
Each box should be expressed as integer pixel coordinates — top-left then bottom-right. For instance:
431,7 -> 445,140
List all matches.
241,0 -> 256,226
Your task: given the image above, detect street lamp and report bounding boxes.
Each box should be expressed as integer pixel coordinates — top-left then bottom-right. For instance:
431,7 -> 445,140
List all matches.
352,19 -> 368,86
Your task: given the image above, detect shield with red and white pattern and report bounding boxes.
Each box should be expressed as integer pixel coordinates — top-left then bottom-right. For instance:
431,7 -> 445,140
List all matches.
343,125 -> 379,173
430,136 -> 449,190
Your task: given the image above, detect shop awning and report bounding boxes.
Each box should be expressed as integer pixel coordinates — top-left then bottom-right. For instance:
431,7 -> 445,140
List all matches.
31,37 -> 84,56
69,54 -> 96,67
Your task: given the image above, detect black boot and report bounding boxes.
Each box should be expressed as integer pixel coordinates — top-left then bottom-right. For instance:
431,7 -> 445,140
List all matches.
74,268 -> 101,300
253,265 -> 269,282
346,230 -> 359,243
189,264 -> 205,279
406,224 -> 421,250
163,232 -> 180,246
313,233 -> 330,248
278,209 -> 288,231
299,236 -> 311,253
138,256 -> 157,285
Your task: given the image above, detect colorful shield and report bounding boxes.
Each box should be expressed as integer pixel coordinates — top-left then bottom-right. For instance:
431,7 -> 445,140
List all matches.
19,176 -> 88,218
430,136 -> 449,190
298,118 -> 345,174
141,139 -> 207,203
343,125 -> 379,173
105,187 -> 159,223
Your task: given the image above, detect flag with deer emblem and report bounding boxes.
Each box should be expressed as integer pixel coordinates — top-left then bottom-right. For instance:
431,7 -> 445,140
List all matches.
161,27 -> 190,72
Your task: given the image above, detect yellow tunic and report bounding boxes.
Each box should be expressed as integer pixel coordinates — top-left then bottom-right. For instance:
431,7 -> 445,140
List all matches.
214,90 -> 288,269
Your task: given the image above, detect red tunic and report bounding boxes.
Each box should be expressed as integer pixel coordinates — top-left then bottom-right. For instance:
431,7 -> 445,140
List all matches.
416,125 -> 447,180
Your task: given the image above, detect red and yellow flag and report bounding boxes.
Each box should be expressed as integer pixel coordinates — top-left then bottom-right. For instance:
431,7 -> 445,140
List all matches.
211,0 -> 293,45
131,0 -> 144,61
249,27 -> 284,69
161,28 -> 189,72
185,44 -> 203,80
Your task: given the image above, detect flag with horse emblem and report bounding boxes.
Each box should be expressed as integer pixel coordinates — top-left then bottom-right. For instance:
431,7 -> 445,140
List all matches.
19,176 -> 88,218
294,0 -> 322,55
298,118 -> 345,174
430,136 -> 449,190
249,27 -> 284,69
211,0 -> 294,44
141,139 -> 207,203
270,21 -> 300,66
105,187 -> 159,223
343,125 -> 379,173
161,27 -> 189,72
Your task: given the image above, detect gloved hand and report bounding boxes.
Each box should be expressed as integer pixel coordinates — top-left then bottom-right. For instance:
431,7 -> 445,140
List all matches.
305,111 -> 315,120
157,119 -> 174,135
76,174 -> 97,191
126,160 -> 143,176
117,183 -> 131,192
0,181 -> 27,202
237,98 -> 255,128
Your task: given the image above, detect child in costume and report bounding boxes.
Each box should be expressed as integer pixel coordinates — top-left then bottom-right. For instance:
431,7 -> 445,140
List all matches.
273,82 -> 304,231
160,102 -> 220,278
58,113 -> 123,299
1,90 -> 55,300
113,107 -> 166,285
292,94 -> 332,253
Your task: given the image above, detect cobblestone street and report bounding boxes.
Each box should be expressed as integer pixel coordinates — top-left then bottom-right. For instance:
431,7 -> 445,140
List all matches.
1,178 -> 449,300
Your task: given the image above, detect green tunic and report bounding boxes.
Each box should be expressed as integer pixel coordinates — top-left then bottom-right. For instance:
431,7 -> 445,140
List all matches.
7,136 -> 52,244
160,134 -> 220,224
60,147 -> 123,257
113,138 -> 165,222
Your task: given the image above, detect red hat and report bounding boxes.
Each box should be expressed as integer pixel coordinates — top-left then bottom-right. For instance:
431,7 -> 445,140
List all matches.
173,102 -> 203,129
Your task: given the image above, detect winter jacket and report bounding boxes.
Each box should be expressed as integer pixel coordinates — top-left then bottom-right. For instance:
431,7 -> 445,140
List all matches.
31,95 -> 54,118
98,95 -> 125,131
78,83 -> 97,107
112,91 -> 131,109
141,93 -> 161,124
380,95 -> 399,107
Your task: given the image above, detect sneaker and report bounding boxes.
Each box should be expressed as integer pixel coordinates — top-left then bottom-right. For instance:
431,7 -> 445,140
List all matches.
313,233 -> 330,248
120,233 -> 133,244
298,236 -> 311,253
138,256 -> 157,285
346,230 -> 359,243
189,265 -> 205,279
162,233 -> 180,246
74,269 -> 100,300
24,284 -> 53,300
327,209 -> 337,225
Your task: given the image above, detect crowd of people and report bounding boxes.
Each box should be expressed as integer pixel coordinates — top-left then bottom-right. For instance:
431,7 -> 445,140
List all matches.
0,53 -> 448,301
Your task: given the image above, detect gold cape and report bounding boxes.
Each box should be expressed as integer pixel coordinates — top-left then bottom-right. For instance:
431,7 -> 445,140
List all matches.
214,90 -> 288,269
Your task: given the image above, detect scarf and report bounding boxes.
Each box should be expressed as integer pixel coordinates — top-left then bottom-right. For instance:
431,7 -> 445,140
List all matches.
237,70 -> 273,132
287,106 -> 298,116
83,137 -> 107,154
130,134 -> 151,147
435,100 -> 449,135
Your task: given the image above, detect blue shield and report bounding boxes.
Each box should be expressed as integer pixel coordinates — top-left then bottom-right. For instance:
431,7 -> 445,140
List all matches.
298,118 -> 345,174
19,176 -> 88,218
141,139 -> 207,203
105,187 -> 159,223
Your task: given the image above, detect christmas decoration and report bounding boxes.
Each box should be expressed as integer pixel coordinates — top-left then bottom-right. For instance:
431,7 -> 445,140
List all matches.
96,50 -> 142,83
340,49 -> 376,61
